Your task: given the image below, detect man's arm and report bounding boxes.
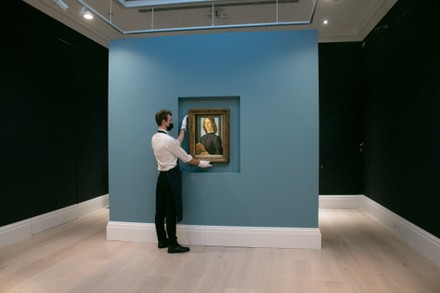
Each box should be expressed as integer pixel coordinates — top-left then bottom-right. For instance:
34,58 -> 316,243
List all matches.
167,136 -> 212,168
174,115 -> 211,168
177,115 -> 188,144
177,128 -> 185,144
188,158 -> 208,167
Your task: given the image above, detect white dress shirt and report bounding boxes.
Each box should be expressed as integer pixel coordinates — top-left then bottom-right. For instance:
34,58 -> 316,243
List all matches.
151,130 -> 193,171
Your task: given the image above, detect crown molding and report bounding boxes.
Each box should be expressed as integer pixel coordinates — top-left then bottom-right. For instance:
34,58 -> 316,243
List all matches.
356,0 -> 398,41
24,0 -> 115,47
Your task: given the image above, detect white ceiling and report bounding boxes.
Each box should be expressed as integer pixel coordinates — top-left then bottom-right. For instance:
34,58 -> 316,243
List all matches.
23,0 -> 398,48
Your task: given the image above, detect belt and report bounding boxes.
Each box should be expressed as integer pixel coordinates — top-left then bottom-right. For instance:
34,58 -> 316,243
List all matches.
160,165 -> 178,173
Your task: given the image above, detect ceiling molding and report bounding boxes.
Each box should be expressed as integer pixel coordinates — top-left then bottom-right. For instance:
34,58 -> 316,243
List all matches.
24,0 -> 116,47
22,0 -> 398,47
356,0 -> 398,41
77,0 -> 317,35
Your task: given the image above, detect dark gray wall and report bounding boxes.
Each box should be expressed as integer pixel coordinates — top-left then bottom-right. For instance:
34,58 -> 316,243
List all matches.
320,0 -> 439,238
362,0 -> 440,238
0,1 -> 108,226
319,42 -> 364,195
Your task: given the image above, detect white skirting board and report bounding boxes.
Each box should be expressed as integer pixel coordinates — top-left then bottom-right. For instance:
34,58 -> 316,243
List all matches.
0,194 -> 109,249
107,195 -> 439,263
320,195 -> 440,265
319,195 -> 362,209
107,222 -> 322,249
2,194 -> 438,265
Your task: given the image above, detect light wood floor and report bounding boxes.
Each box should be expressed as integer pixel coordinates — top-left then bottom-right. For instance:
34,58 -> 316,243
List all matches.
1,209 -> 439,293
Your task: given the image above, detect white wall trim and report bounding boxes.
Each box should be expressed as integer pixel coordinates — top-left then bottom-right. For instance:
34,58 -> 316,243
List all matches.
4,194 -> 437,265
319,195 -> 440,265
359,195 -> 440,265
107,222 -> 322,249
319,195 -> 363,209
0,194 -> 109,249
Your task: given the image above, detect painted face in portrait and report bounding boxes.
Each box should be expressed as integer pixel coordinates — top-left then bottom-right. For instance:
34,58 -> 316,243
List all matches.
203,117 -> 217,134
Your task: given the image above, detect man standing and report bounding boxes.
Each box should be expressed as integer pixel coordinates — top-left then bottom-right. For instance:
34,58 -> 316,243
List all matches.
151,109 -> 212,253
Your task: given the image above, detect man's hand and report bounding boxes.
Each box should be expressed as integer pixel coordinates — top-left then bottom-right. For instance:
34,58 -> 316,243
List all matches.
198,160 -> 212,168
181,115 -> 188,130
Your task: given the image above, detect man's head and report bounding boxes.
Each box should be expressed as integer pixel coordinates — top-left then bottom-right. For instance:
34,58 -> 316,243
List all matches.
155,109 -> 173,130
155,109 -> 172,126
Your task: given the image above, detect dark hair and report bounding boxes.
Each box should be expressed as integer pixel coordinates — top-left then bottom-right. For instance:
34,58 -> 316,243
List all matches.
203,116 -> 217,133
155,109 -> 172,126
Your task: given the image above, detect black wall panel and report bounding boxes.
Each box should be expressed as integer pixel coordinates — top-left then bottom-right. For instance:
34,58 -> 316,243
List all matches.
318,0 -> 439,238
319,42 -> 364,194
362,0 -> 440,237
0,1 -> 108,226
76,55 -> 109,202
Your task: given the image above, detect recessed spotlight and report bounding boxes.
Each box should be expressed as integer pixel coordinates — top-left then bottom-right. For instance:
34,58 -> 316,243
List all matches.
323,20 -> 328,25
83,9 -> 94,20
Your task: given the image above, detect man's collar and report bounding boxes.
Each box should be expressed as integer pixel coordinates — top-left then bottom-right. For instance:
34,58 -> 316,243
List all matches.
157,128 -> 168,134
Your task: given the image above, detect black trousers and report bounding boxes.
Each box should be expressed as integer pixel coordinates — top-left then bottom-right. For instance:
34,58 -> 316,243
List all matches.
155,167 -> 181,245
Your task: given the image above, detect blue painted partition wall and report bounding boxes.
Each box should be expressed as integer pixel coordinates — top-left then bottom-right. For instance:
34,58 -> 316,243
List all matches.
109,30 -> 319,228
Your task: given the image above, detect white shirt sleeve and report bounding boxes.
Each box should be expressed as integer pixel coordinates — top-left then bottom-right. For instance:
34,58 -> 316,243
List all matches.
152,133 -> 193,171
165,137 -> 193,163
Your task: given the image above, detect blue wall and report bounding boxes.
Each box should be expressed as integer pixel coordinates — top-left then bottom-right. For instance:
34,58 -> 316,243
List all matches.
109,30 -> 319,228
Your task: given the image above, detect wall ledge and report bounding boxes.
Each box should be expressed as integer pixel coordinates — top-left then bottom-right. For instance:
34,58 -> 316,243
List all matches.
0,194 -> 109,249
319,195 -> 440,265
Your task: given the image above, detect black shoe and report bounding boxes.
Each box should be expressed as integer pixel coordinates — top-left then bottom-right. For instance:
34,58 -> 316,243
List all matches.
168,244 -> 190,254
158,240 -> 169,249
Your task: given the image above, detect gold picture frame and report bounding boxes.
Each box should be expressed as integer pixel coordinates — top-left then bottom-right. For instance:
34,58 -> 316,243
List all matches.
189,109 -> 229,163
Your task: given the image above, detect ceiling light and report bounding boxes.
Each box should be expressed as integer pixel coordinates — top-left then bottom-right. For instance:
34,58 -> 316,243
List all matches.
83,9 -> 94,20
53,0 -> 68,11
323,20 -> 328,25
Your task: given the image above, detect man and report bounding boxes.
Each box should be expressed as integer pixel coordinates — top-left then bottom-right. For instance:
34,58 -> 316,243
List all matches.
151,109 -> 212,253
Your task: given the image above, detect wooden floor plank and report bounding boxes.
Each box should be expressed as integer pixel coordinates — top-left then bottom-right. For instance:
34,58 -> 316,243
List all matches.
0,209 -> 439,293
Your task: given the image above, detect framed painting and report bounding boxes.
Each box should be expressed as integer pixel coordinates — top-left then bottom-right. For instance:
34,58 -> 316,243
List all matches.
189,108 -> 229,163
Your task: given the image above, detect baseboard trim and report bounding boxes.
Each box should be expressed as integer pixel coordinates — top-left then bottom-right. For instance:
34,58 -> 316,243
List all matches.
107,222 -> 322,249
4,194 -> 437,265
0,194 -> 109,249
319,195 -> 362,209
319,194 -> 440,265
359,195 -> 440,265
